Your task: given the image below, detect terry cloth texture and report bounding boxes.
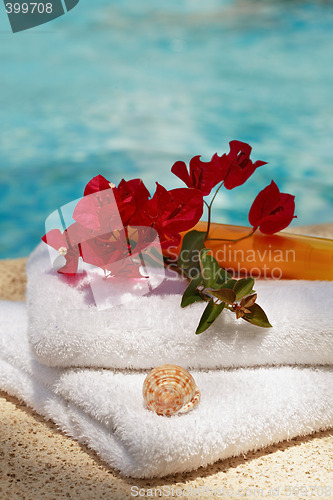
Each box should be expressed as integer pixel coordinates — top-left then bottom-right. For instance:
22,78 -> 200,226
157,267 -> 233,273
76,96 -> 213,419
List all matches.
1,301 -> 333,479
27,243 -> 333,369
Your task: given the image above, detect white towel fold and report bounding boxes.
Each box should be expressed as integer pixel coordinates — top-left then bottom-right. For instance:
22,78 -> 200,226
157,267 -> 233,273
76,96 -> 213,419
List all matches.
27,243 -> 333,370
1,301 -> 333,478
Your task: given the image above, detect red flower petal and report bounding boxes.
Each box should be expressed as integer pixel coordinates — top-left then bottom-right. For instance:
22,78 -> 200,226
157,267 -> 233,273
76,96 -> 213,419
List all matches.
223,141 -> 267,190
117,178 -> 150,203
137,183 -> 203,250
73,190 -> 123,233
171,161 -> 192,189
57,253 -> 80,275
41,229 -> 66,251
229,140 -> 252,159
248,180 -> 280,227
84,175 -> 112,196
172,154 -> 227,196
73,195 -> 103,231
117,178 -> 151,227
248,181 -> 296,234
164,187 -> 203,233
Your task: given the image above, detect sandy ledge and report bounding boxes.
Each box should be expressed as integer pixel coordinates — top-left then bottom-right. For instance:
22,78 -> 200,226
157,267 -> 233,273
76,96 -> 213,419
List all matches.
1,224 -> 333,499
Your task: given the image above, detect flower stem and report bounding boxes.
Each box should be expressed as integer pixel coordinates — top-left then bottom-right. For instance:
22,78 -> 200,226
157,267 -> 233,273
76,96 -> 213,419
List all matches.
210,181 -> 224,207
205,204 -> 212,242
124,226 -> 132,255
204,181 -> 224,241
206,228 -> 257,244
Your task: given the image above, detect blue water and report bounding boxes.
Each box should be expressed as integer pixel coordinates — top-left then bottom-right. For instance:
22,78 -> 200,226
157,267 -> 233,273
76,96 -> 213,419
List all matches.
1,0 -> 333,258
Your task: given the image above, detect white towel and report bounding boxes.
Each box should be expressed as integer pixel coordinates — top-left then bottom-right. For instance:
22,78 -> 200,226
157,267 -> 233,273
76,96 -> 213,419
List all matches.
27,243 -> 333,369
1,301 -> 333,478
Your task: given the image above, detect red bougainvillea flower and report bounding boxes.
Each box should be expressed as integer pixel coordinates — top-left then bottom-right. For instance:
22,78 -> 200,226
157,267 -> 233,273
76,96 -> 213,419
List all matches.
222,140 -> 267,190
80,226 -> 158,277
79,230 -> 142,277
43,175 -> 202,273
84,174 -> 150,206
248,180 -> 296,234
79,232 -> 128,271
134,183 -> 203,248
73,188 -> 123,234
41,222 -> 90,274
84,174 -> 114,196
114,178 -> 150,227
74,177 -> 150,233
116,178 -> 150,223
171,154 -> 227,196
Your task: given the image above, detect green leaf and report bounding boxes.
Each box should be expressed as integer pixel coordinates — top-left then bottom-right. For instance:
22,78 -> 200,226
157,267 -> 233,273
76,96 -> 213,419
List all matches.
199,249 -> 231,291
233,278 -> 255,300
219,279 -> 237,290
242,303 -> 272,328
242,293 -> 257,309
178,230 -> 206,278
199,249 -> 218,288
216,268 -> 232,286
210,288 -> 236,304
195,299 -> 225,334
140,245 -> 165,268
181,274 -> 205,308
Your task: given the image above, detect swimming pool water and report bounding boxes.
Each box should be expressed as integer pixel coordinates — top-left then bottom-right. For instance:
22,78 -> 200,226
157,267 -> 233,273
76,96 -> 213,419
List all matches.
1,0 -> 333,258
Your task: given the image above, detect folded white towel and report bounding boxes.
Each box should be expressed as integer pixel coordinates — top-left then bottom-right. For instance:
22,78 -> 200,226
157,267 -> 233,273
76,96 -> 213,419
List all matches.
1,301 -> 333,478
27,243 -> 333,370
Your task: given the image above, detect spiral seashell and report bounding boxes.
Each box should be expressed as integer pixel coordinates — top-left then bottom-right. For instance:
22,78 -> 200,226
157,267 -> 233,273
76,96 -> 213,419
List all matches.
142,364 -> 200,416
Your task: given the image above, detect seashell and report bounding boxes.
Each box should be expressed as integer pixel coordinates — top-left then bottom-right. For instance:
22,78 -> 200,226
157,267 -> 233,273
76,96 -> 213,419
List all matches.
142,364 -> 200,416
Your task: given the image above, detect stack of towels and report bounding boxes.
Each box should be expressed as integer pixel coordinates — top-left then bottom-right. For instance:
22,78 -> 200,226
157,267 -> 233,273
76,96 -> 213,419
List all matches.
0,242 -> 333,478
